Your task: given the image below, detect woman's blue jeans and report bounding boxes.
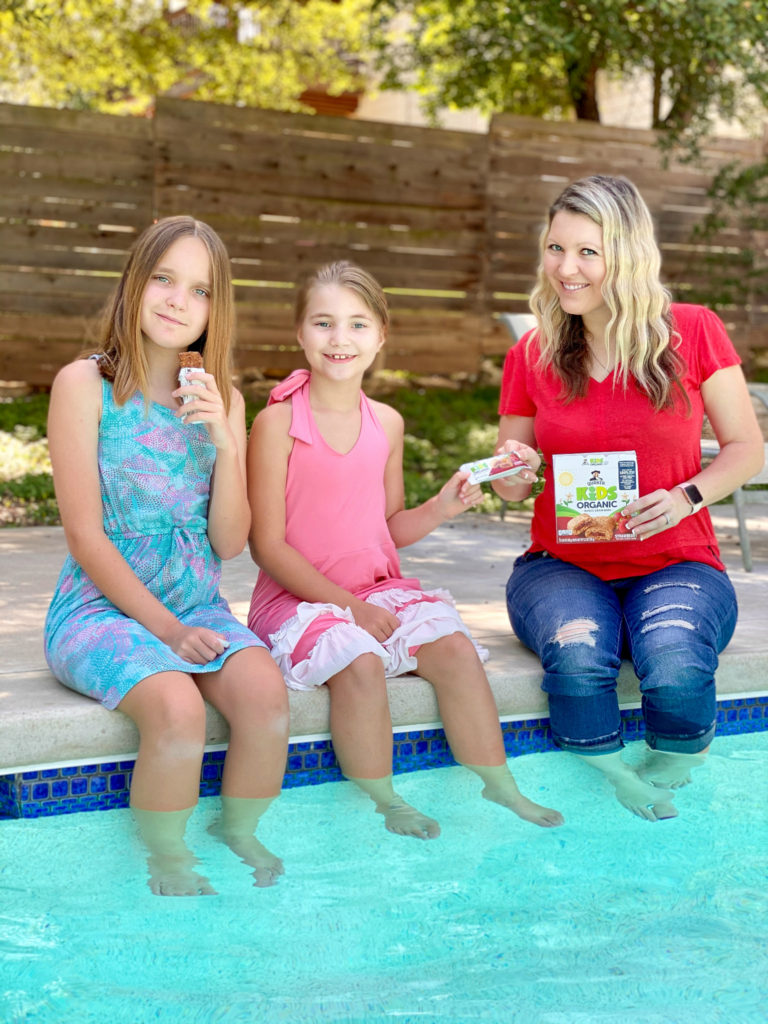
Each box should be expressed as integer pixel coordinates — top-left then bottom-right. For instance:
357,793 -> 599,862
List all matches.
506,553 -> 737,755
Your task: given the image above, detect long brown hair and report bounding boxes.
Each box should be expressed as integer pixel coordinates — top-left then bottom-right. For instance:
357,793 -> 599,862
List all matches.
97,216 -> 235,411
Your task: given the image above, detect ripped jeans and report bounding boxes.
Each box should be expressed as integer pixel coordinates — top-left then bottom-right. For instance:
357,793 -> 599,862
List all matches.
506,553 -> 737,755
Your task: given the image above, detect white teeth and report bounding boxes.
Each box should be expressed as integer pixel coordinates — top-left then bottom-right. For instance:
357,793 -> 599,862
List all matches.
562,283 -> 587,291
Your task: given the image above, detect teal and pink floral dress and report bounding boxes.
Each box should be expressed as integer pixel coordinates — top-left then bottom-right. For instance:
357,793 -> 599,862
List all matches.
44,377 -> 264,710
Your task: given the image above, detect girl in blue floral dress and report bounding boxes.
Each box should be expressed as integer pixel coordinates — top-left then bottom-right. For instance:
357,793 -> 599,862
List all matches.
44,216 -> 288,896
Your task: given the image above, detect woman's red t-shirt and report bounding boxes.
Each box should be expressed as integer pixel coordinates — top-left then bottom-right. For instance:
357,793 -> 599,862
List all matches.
498,303 -> 741,580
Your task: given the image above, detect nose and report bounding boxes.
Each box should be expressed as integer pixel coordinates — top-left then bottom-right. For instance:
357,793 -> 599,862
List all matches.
166,285 -> 186,309
559,250 -> 580,277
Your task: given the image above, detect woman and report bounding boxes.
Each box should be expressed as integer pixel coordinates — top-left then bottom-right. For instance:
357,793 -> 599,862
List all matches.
493,175 -> 764,821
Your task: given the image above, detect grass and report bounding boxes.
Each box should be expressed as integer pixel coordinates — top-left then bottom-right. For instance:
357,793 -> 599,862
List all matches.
0,376 -> 526,528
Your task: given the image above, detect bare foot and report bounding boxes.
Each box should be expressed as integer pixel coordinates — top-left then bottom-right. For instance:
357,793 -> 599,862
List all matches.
147,852 -> 217,897
575,752 -> 676,822
209,823 -> 285,888
609,773 -> 676,822
639,750 -> 708,789
377,797 -> 441,839
481,780 -> 564,828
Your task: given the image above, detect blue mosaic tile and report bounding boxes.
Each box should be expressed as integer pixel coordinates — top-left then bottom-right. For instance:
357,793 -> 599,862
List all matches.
3,696 -> 767,819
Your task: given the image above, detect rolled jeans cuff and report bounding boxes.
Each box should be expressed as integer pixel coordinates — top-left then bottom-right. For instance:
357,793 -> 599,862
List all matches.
552,732 -> 624,756
644,720 -> 716,755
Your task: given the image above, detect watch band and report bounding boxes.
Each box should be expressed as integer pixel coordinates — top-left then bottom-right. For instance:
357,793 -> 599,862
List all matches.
677,482 -> 705,514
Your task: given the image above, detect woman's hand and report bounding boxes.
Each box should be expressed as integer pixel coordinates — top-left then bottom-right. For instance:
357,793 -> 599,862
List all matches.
173,371 -> 234,451
622,488 -> 690,538
493,438 -> 541,489
349,598 -> 400,643
162,623 -> 230,664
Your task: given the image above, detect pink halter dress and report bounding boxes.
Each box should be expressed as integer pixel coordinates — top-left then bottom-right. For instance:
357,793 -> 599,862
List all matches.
248,371 -> 486,691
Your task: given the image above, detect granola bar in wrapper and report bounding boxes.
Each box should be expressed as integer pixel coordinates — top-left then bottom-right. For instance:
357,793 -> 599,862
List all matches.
178,351 -> 205,421
460,450 -> 527,485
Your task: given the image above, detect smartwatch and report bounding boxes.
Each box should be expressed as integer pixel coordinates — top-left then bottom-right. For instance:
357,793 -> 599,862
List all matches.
677,482 -> 705,515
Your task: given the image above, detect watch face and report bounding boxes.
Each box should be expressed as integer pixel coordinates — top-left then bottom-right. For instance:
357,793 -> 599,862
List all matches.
684,483 -> 704,506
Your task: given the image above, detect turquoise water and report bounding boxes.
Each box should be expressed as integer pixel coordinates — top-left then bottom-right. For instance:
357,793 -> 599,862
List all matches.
1,732 -> 767,1024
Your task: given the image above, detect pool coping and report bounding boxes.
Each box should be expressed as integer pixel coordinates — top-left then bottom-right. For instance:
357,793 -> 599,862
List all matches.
3,693 -> 767,819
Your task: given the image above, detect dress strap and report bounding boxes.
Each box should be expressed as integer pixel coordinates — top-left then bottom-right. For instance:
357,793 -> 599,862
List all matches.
267,369 -> 314,444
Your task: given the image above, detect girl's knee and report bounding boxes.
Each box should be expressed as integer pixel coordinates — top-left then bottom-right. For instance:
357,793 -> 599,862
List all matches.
328,653 -> 387,693
421,630 -> 477,666
132,683 -> 207,753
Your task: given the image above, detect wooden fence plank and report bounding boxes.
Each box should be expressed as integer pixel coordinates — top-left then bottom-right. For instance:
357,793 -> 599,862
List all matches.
2,99 -> 766,386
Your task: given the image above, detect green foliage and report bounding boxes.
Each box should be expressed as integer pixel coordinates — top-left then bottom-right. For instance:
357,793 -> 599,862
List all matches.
0,0 -> 369,114
0,394 -> 49,436
373,0 -> 768,146
687,158 -> 768,309
3,381 -> 531,526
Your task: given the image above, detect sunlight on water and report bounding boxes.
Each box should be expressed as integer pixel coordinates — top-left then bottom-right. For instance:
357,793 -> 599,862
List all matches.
1,733 -> 767,1024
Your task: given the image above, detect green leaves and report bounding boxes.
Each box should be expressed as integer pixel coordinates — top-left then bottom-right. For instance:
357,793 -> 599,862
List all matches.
0,1 -> 370,114
373,0 -> 768,146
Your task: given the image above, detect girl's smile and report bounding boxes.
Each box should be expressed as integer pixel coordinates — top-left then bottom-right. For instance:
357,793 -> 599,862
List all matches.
298,283 -> 385,378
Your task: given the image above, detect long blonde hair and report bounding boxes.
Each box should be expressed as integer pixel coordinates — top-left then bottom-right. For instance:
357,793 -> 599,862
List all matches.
529,175 -> 686,410
97,216 -> 235,411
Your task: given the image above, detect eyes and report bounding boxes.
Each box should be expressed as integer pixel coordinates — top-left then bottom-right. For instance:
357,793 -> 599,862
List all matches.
152,274 -> 210,298
313,319 -> 372,330
547,243 -> 601,258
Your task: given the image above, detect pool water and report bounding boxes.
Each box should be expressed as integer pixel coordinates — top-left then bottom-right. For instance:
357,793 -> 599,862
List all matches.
1,732 -> 766,1024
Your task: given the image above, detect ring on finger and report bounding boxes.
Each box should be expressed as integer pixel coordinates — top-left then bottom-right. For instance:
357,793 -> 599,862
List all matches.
663,512 -> 671,526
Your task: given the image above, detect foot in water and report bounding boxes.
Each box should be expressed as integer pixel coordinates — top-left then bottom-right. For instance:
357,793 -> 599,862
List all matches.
209,821 -> 285,888
377,796 -> 441,839
575,752 -> 677,822
639,748 -> 708,789
463,763 -> 564,827
133,806 -> 217,897
481,781 -> 565,828
147,851 -> 217,897
348,775 -> 441,839
210,795 -> 284,887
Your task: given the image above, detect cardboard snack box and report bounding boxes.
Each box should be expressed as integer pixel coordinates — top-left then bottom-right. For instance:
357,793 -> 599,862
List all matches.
553,451 -> 639,543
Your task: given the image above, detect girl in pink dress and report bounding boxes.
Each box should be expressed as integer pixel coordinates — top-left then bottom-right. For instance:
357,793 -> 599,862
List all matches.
247,261 -> 564,838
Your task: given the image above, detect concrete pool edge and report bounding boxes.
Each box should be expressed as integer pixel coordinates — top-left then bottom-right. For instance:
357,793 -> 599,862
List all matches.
3,694 -> 767,819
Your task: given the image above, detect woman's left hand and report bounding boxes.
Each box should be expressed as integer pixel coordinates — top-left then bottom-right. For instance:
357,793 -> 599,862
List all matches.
173,372 -> 233,450
622,488 -> 689,538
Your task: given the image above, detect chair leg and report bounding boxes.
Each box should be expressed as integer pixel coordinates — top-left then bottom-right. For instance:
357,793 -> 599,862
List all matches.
732,487 -> 753,572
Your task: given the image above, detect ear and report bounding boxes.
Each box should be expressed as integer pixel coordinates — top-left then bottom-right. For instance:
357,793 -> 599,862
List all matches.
376,325 -> 387,352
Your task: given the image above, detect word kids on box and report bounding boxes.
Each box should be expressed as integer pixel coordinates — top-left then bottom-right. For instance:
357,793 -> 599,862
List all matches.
554,451 -> 639,543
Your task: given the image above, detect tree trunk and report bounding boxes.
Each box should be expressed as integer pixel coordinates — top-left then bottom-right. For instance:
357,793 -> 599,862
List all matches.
566,58 -> 600,121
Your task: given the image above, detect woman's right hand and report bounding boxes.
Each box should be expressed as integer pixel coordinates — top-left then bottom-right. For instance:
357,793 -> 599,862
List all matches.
350,599 -> 399,643
495,438 -> 541,485
163,623 -> 229,664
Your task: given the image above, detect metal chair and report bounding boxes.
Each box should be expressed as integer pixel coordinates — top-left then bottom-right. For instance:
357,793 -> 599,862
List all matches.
701,384 -> 768,572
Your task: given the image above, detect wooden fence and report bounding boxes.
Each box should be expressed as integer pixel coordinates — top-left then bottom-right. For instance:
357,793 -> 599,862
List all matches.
1,98 -> 766,387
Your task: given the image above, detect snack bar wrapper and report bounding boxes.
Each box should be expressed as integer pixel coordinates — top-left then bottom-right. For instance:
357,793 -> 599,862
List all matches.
178,352 -> 205,421
553,451 -> 639,543
460,450 -> 528,485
